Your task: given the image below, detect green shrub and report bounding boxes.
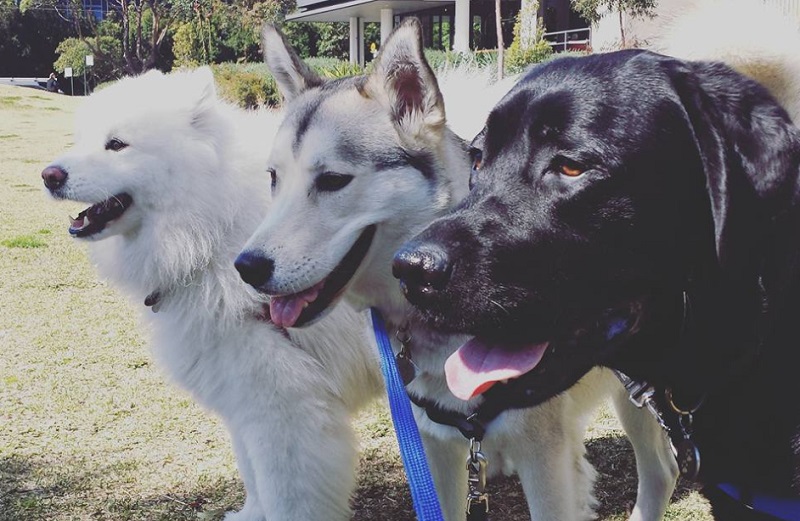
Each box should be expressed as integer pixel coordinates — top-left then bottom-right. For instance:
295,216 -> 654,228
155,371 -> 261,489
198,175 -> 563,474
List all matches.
505,12 -> 553,75
306,57 -> 363,78
209,58 -> 362,109
210,63 -> 279,108
424,49 -> 497,73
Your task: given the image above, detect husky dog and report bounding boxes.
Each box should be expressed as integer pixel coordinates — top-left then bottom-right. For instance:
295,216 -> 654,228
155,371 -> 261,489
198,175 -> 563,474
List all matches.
41,68 -> 383,521
236,21 -> 678,521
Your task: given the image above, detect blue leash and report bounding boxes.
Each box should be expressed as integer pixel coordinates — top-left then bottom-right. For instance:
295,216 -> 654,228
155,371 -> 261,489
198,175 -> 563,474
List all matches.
370,308 -> 444,521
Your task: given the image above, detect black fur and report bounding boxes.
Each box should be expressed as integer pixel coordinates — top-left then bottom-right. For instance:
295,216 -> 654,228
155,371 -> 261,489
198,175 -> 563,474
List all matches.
394,49 -> 800,517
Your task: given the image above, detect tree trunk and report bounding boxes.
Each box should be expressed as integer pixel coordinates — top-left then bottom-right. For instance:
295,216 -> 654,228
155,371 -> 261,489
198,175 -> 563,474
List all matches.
618,1 -> 626,48
495,0 -> 504,80
135,0 -> 144,67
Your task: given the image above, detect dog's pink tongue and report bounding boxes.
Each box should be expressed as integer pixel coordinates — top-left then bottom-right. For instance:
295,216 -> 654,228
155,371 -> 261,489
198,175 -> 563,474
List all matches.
444,338 -> 549,401
269,281 -> 324,328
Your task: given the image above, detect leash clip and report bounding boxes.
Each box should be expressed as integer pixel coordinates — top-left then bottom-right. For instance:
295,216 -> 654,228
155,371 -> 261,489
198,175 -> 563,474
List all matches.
394,322 -> 418,386
666,388 -> 705,481
465,438 -> 489,520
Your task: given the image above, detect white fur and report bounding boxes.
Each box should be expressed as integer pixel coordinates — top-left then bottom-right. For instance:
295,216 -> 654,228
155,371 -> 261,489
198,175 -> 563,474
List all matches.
655,0 -> 800,123
245,23 -> 678,521
45,68 -> 383,521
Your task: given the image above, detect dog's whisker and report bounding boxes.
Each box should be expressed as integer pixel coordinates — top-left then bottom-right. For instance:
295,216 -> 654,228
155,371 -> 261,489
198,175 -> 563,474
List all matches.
488,298 -> 511,316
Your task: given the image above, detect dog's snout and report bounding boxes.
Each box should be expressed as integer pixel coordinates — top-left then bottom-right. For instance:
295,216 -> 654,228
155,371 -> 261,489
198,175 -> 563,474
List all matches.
42,165 -> 68,191
235,251 -> 275,289
392,241 -> 453,297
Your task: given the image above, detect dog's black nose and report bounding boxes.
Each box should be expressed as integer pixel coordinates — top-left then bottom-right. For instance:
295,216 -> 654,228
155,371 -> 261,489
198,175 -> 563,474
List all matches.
392,241 -> 453,296
235,251 -> 275,289
42,165 -> 68,190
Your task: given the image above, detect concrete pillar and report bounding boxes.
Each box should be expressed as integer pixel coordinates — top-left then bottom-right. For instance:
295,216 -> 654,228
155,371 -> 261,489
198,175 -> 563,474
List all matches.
350,16 -> 364,64
380,8 -> 394,44
453,0 -> 470,52
359,18 -> 366,66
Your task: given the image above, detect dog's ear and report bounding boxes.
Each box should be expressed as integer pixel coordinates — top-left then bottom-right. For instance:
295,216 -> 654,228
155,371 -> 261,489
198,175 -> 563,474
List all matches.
189,66 -> 218,127
262,24 -> 323,102
668,59 -> 800,281
362,17 -> 446,144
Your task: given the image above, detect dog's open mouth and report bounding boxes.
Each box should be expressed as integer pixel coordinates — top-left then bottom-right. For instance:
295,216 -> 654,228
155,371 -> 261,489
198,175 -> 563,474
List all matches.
269,225 -> 377,328
68,193 -> 133,238
444,303 -> 642,401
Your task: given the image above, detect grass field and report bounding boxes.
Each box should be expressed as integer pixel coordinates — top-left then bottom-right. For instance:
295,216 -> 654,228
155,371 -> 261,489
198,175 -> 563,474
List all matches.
0,83 -> 713,520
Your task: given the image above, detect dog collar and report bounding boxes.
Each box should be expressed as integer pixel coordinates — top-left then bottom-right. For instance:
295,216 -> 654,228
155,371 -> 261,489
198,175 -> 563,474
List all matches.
716,483 -> 800,521
406,392 -> 503,442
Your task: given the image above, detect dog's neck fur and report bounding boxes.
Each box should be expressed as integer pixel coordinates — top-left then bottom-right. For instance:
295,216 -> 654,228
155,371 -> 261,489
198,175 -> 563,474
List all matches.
614,181 -> 800,493
363,128 -> 480,416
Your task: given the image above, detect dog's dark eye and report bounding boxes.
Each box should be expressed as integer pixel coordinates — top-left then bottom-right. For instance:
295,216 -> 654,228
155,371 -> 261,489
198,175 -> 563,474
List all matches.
105,138 -> 128,152
267,168 -> 277,192
471,149 -> 483,172
469,148 -> 483,190
316,172 -> 353,192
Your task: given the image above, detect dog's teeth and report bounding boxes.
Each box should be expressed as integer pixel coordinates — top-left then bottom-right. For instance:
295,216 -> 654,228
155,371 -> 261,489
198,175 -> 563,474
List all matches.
83,215 -> 91,227
501,379 -> 509,384
303,302 -> 309,308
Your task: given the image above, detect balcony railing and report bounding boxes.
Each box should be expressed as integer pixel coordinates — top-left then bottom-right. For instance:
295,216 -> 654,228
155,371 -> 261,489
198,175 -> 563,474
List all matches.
543,27 -> 591,53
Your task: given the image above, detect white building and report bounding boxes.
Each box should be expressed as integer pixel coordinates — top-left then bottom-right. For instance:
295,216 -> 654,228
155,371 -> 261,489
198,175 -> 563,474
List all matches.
287,0 -> 800,65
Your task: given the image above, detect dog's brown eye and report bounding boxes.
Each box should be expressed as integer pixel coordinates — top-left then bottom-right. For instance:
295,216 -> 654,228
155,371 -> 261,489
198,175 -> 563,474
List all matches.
561,165 -> 583,177
267,168 -> 277,192
105,138 -> 128,152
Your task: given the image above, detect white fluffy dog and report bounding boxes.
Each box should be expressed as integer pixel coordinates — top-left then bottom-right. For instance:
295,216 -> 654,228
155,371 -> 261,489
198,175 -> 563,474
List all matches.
41,68 -> 383,521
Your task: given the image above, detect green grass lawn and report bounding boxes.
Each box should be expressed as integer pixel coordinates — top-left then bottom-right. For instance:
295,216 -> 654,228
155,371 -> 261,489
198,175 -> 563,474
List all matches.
0,84 -> 713,520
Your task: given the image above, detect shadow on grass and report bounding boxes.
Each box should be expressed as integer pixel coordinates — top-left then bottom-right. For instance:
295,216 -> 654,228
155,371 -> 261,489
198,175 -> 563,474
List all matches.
589,433 -> 700,519
1,434 -> 699,520
0,455 -> 242,521
354,433 -> 700,520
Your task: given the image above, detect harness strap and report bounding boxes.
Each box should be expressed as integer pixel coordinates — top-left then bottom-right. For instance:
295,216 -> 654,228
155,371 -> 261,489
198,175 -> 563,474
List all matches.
717,484 -> 800,521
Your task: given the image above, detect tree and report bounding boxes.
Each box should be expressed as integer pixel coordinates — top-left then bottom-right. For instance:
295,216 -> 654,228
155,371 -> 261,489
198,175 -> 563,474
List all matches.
23,0 -> 174,75
0,0 -> 78,76
570,0 -> 656,48
53,35 -> 122,86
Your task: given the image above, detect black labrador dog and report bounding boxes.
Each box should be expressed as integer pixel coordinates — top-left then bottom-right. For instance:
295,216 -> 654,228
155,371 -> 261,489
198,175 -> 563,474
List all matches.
393,49 -> 800,520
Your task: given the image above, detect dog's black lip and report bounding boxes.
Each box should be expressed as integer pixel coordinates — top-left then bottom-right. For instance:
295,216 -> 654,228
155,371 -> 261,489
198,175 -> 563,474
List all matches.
291,224 -> 377,328
69,193 -> 133,238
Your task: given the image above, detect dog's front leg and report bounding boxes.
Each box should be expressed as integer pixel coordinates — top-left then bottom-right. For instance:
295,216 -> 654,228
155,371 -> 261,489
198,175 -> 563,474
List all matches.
611,387 -> 677,521
224,431 -> 265,521
419,425 -> 470,521
506,400 -> 599,521
236,397 -> 357,521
